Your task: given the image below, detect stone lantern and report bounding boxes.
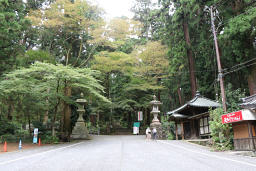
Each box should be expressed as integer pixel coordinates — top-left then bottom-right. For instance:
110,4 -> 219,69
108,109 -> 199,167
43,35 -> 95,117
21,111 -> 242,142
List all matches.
71,93 -> 90,140
150,95 -> 162,139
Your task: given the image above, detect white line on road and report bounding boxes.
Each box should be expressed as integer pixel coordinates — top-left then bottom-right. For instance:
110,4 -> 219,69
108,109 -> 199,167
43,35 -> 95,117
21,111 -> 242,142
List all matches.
158,140 -> 256,168
0,141 -> 85,166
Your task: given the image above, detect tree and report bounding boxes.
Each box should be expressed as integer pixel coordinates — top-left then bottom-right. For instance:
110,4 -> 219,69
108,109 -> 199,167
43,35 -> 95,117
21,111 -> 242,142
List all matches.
0,62 -> 109,137
28,0 -> 104,67
27,0 -> 106,137
217,0 -> 256,95
91,41 -> 168,127
131,0 -> 155,39
0,0 -> 31,75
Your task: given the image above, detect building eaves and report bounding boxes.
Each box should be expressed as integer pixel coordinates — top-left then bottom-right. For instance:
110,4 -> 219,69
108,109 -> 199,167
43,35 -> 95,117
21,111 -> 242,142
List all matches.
166,95 -> 220,115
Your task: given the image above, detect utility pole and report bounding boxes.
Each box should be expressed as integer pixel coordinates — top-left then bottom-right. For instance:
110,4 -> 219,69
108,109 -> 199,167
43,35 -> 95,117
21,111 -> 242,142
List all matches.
210,6 -> 227,112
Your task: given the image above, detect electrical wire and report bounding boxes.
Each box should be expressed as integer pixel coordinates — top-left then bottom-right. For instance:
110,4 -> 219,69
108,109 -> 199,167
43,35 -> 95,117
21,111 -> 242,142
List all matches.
212,1 -> 256,27
223,61 -> 256,76
223,58 -> 256,71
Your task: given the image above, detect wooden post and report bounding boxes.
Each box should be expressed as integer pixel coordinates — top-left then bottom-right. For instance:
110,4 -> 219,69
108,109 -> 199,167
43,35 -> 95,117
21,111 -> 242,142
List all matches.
248,121 -> 256,151
210,6 -> 227,112
175,122 -> 178,140
181,122 -> 184,140
191,119 -> 194,138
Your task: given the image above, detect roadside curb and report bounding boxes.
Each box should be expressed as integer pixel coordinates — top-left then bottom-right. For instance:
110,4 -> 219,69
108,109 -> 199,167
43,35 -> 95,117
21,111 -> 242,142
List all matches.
226,151 -> 256,157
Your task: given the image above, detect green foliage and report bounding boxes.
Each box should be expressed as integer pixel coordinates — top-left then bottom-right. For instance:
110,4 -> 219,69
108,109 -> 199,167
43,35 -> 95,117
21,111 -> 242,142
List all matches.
209,84 -> 245,151
91,42 -> 167,127
209,108 -> 233,151
0,118 -> 16,135
225,84 -> 246,112
0,62 -> 109,139
0,119 -> 30,143
17,50 -> 55,67
0,0 -> 31,74
41,134 -> 59,144
131,0 -> 155,38
32,120 -> 47,135
27,0 -> 105,67
1,0 -> 255,140
0,62 -> 109,103
0,134 -> 17,143
161,116 -> 175,140
167,133 -> 175,140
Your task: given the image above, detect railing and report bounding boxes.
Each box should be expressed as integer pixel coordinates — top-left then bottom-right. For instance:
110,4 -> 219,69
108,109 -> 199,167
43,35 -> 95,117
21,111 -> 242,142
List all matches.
233,137 -> 256,151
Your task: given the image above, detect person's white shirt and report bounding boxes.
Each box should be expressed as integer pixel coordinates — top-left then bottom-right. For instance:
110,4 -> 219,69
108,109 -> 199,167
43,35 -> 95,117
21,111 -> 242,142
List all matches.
153,128 -> 157,133
146,127 -> 150,134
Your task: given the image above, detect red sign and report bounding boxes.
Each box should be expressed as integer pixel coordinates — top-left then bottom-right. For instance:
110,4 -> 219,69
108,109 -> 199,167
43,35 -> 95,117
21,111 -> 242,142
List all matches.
222,110 -> 243,124
138,111 -> 143,121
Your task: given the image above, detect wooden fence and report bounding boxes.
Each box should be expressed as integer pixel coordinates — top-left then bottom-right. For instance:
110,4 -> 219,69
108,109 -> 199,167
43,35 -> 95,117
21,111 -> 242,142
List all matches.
233,137 -> 256,151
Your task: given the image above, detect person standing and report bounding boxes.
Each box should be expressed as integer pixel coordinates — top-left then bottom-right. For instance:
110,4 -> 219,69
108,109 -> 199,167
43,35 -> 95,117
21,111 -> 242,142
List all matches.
146,127 -> 151,140
152,127 -> 157,140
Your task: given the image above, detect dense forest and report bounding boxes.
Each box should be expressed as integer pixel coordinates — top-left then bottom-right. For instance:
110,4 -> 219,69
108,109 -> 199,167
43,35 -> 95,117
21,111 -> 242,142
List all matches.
0,0 -> 255,144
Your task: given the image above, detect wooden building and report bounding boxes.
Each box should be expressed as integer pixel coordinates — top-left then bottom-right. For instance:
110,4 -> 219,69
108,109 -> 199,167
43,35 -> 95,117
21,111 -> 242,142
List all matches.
221,95 -> 256,151
167,92 -> 221,140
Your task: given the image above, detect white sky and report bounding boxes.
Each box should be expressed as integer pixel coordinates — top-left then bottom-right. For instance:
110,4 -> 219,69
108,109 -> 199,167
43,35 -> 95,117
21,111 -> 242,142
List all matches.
93,0 -> 135,20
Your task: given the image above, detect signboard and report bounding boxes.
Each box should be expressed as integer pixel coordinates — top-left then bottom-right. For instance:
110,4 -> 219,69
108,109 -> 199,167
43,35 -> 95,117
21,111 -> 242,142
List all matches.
138,111 -> 143,121
222,110 -> 243,124
33,128 -> 38,144
133,127 -> 139,134
133,122 -> 140,134
133,122 -> 140,127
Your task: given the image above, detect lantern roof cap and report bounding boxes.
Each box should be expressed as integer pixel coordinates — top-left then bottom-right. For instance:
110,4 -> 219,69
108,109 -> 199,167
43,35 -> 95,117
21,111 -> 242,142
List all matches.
150,95 -> 162,105
76,93 -> 87,103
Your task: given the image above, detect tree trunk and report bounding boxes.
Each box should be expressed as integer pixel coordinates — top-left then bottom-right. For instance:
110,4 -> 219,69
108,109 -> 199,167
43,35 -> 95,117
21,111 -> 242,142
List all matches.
248,65 -> 256,95
51,79 -> 60,137
43,88 -> 50,126
177,87 -> 184,105
7,97 -> 14,120
147,108 -> 151,125
63,84 -> 72,139
183,20 -> 197,98
143,108 -> 146,127
169,95 -> 172,109
28,113 -> 32,136
128,111 -> 132,128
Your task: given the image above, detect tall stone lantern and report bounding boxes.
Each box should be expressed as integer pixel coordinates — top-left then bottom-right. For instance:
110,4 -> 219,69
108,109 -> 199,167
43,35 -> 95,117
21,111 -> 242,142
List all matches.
71,93 -> 90,140
150,95 -> 162,139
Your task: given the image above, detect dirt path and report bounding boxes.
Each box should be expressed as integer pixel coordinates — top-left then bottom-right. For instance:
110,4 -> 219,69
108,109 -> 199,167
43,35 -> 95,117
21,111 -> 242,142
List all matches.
0,143 -> 41,154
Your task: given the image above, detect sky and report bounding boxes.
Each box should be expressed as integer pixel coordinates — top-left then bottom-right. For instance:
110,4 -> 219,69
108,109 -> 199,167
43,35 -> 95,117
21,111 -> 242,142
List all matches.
93,0 -> 135,19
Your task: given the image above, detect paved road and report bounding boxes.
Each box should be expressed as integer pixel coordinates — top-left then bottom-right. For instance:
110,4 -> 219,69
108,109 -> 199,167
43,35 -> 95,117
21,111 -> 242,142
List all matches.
0,135 -> 256,171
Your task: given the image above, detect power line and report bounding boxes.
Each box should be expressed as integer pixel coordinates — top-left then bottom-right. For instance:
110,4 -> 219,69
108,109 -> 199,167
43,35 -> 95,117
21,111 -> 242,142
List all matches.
223,58 -> 256,71
213,2 -> 256,29
223,61 -> 256,76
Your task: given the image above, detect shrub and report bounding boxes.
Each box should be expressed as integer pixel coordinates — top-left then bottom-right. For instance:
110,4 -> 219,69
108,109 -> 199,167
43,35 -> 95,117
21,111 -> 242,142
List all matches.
209,84 -> 245,151
209,108 -> 233,150
0,134 -> 17,143
161,116 -> 175,140
42,135 -> 59,144
0,119 -> 16,135
167,132 -> 175,140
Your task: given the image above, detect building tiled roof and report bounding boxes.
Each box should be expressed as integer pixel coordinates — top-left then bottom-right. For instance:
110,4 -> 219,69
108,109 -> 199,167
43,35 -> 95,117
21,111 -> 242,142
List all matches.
240,94 -> 256,109
167,92 -> 221,115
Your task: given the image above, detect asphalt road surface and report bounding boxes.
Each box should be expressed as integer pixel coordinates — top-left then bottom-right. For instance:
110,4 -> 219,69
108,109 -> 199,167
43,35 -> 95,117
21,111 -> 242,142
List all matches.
0,135 -> 256,171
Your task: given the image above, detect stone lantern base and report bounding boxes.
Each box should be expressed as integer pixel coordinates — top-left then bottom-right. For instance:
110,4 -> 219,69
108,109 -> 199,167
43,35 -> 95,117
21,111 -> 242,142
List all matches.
150,122 -> 162,140
71,120 -> 90,140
